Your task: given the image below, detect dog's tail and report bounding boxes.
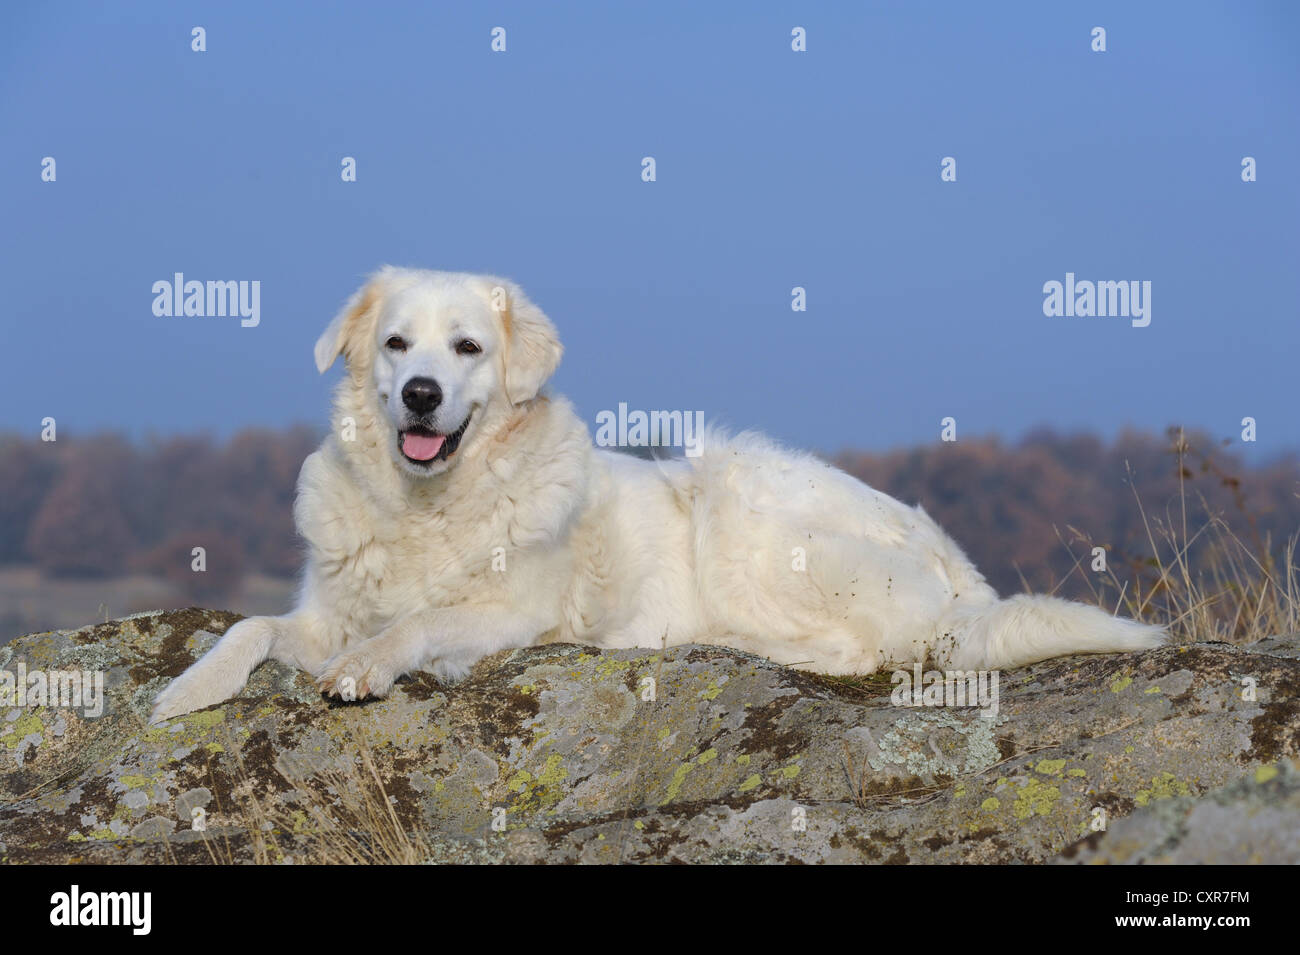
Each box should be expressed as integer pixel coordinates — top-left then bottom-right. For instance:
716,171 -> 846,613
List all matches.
932,594 -> 1166,671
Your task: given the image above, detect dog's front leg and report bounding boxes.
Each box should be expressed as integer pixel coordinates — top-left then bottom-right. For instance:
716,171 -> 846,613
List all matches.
151,613 -> 322,723
317,606 -> 548,700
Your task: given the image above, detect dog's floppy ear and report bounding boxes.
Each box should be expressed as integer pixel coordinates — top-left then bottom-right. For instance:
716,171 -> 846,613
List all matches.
314,277 -> 385,374
491,279 -> 562,404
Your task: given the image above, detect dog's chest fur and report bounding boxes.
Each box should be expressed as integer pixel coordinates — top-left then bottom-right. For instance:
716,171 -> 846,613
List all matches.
294,398 -> 595,644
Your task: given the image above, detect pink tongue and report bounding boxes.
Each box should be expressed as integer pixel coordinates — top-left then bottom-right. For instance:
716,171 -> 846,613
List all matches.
402,432 -> 446,461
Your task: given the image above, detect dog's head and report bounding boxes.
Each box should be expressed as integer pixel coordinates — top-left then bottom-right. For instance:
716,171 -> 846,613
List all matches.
314,268 -> 562,477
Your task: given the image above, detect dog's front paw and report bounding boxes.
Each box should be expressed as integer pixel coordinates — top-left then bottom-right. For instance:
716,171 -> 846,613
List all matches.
151,663 -> 240,725
317,648 -> 396,701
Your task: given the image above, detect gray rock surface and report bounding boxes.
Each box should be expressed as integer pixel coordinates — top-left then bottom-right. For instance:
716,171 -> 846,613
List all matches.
1,610 -> 1296,863
1057,760 -> 1300,864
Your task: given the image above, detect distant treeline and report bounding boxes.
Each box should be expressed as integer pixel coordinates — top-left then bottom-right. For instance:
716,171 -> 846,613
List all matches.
1,426 -> 1296,604
0,428 -> 319,599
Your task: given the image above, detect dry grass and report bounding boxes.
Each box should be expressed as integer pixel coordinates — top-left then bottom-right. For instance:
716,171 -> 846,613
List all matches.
1052,428 -> 1298,645
199,729 -> 429,865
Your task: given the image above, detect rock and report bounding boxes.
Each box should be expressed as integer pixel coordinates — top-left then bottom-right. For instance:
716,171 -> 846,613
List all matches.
0,609 -> 1297,864
1055,761 -> 1300,864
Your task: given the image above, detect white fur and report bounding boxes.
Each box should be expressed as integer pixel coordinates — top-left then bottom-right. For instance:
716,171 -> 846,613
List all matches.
151,268 -> 1165,723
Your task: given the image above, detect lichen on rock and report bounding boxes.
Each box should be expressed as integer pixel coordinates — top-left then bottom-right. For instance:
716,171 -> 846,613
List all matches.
0,610 -> 1296,863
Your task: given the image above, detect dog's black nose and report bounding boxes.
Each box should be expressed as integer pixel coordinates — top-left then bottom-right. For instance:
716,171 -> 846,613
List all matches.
401,377 -> 443,415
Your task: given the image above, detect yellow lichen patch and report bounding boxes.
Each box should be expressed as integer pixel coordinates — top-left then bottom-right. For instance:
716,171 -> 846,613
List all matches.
1144,686 -> 1162,695
1110,675 -> 1133,693
143,707 -> 228,747
1035,759 -> 1067,776
508,753 -> 569,813
981,797 -> 1000,811
184,709 -> 226,729
592,656 -> 636,678
535,753 -> 566,789
1135,771 -> 1190,807
1012,779 -> 1061,819
664,762 -> 694,803
1255,764 -> 1279,784
738,774 -> 761,793
2,712 -> 43,749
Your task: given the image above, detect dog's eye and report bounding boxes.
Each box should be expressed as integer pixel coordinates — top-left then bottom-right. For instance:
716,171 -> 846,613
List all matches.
455,339 -> 481,356
385,336 -> 407,352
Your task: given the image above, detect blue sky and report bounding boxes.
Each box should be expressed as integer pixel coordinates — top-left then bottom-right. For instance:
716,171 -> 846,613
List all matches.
2,1 -> 1297,460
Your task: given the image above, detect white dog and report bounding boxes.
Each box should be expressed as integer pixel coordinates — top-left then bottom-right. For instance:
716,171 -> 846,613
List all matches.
151,268 -> 1164,723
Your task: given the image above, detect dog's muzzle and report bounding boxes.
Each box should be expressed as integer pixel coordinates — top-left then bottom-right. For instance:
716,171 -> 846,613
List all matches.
398,412 -> 472,465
